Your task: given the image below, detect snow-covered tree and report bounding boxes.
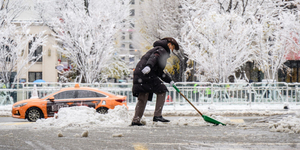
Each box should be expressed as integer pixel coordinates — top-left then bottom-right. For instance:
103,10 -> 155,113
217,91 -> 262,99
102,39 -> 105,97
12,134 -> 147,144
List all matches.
181,0 -> 300,82
136,0 -> 186,81
136,0 -> 182,43
36,0 -> 130,83
0,0 -> 47,85
251,1 -> 300,80
181,0 -> 254,82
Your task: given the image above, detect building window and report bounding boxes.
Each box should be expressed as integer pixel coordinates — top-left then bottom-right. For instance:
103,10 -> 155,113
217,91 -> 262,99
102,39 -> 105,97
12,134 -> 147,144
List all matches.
122,32 -> 125,40
130,23 -> 135,28
129,32 -> 133,39
129,43 -> 134,49
129,56 -> 134,62
28,72 -> 42,82
130,9 -> 135,16
29,37 -> 43,62
10,72 -> 16,83
3,38 -> 16,62
3,45 -> 11,62
281,60 -> 300,83
129,50 -> 135,53
121,19 -> 126,28
130,0 -> 135,4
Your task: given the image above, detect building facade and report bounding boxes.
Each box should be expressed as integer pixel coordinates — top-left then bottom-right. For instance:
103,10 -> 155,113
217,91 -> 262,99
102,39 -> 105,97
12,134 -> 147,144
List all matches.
11,1 -> 59,83
115,0 -> 143,81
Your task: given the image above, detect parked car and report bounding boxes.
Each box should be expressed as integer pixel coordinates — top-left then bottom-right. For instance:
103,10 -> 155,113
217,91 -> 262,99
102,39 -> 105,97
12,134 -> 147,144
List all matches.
11,84 -> 127,122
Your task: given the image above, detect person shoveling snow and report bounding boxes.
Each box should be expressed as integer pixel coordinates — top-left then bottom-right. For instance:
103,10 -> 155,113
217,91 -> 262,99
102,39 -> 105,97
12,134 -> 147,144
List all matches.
131,37 -> 179,126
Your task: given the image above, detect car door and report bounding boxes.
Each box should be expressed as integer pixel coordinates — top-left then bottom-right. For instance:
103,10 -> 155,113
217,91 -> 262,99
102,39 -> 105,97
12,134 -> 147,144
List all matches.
46,90 -> 77,117
76,90 -> 106,108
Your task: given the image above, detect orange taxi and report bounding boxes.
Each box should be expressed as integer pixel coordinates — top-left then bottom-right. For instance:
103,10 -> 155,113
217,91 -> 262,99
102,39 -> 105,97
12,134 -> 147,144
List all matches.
12,84 -> 127,122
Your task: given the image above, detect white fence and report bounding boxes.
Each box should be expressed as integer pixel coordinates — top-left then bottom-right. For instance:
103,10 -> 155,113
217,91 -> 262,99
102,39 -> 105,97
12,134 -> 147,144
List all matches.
0,82 -> 300,106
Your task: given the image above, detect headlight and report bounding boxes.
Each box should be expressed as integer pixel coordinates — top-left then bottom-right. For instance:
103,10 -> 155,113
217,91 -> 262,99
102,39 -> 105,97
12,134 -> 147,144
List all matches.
13,103 -> 27,108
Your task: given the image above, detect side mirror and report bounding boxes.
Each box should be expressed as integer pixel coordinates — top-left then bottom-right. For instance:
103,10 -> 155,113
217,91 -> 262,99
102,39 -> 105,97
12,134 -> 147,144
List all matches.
49,97 -> 55,102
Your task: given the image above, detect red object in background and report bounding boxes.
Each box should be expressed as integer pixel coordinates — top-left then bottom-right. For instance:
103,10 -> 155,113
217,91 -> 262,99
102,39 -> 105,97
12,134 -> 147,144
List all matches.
286,51 -> 300,60
165,95 -> 173,102
59,18 -> 64,23
286,32 -> 300,60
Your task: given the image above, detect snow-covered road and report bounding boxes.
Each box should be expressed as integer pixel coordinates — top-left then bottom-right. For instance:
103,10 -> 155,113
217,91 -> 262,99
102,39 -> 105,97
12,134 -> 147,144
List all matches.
1,106 -> 300,149
0,120 -> 299,150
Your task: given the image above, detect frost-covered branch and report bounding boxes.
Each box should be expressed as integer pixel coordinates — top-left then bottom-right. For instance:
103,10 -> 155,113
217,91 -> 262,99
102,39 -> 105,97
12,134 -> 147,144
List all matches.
181,0 -> 300,82
136,0 -> 185,81
36,0 -> 130,83
0,0 -> 47,84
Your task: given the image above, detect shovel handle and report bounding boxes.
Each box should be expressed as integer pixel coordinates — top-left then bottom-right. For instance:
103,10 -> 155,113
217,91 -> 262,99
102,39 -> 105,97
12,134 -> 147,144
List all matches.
173,85 -> 181,93
173,85 -> 203,116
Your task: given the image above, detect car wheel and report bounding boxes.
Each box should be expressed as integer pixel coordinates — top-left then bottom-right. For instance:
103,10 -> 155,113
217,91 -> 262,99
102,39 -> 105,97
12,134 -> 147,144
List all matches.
96,107 -> 108,114
27,107 -> 42,122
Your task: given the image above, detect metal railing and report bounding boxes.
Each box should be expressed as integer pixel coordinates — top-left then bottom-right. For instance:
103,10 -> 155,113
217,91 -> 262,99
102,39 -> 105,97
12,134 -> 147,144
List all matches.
1,82 -> 300,106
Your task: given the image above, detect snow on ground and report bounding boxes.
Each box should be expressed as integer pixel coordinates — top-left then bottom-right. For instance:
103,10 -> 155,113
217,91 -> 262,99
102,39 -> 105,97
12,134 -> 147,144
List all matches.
2,103 -> 298,117
32,105 -> 300,134
0,105 -> 12,116
268,112 -> 300,134
33,105 -> 231,129
35,106 -> 133,129
3,104 -> 300,134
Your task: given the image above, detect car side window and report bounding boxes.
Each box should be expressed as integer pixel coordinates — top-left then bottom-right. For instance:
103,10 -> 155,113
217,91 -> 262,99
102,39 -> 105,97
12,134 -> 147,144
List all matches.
77,90 -> 106,98
54,90 -> 77,99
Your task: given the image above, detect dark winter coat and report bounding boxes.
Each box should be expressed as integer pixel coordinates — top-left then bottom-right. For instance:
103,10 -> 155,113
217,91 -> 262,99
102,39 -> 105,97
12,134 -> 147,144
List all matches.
132,39 -> 172,101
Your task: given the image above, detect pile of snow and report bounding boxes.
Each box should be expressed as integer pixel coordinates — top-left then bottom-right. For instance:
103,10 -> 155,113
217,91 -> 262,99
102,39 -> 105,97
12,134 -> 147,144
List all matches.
269,112 -> 300,134
0,105 -> 12,116
35,106 -> 133,129
34,106 -> 231,129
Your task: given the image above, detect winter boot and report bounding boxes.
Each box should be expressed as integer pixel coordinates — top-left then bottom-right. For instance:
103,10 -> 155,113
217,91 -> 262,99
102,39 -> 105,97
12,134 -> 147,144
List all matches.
130,122 -> 145,126
153,116 -> 170,122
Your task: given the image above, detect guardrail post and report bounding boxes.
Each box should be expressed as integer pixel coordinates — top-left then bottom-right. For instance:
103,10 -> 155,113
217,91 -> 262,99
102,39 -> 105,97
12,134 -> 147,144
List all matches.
249,83 -> 252,106
286,83 -> 288,103
210,83 -> 213,104
296,86 -> 299,102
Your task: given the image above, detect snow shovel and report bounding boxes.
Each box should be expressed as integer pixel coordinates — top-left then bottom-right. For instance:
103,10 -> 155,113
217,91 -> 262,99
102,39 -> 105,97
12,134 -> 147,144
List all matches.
173,85 -> 226,126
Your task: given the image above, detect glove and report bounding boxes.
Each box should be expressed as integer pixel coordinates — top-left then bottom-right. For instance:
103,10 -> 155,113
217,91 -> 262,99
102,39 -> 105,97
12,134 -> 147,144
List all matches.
170,81 -> 175,87
141,66 -> 151,74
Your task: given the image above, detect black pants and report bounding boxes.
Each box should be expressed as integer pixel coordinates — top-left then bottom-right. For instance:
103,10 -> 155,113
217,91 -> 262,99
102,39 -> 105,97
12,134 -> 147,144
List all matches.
132,92 -> 166,123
